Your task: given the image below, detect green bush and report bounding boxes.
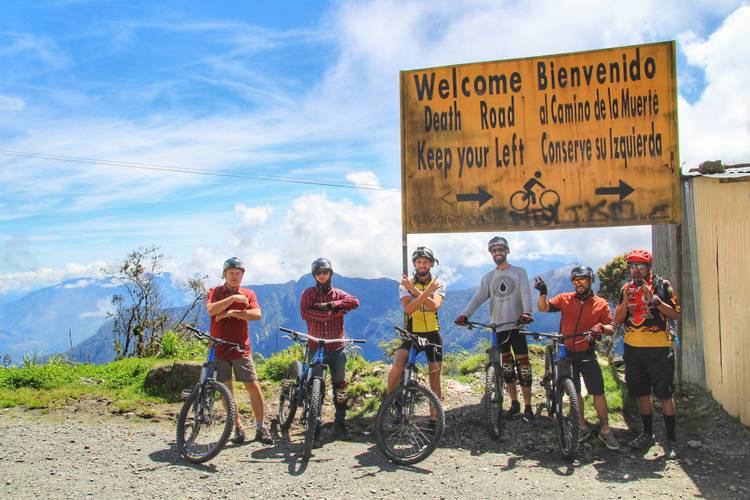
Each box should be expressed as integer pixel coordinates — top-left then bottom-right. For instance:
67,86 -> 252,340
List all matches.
158,331 -> 206,360
257,343 -> 304,381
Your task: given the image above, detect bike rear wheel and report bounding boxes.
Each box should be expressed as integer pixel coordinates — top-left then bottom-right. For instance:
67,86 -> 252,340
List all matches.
555,377 -> 580,459
303,377 -> 323,460
484,363 -> 503,440
176,380 -> 236,463
375,383 -> 445,465
278,361 -> 302,429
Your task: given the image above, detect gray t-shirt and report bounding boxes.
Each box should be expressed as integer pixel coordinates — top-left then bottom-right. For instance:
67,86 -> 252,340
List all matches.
460,265 -> 532,326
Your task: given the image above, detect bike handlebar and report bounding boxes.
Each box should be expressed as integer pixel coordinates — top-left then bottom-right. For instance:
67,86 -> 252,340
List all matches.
461,319 -> 520,333
278,327 -> 366,345
180,324 -> 245,351
393,326 -> 442,350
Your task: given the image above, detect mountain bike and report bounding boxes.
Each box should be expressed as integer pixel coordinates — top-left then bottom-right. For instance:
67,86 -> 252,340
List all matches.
459,320 -> 517,440
176,324 -> 244,463
374,326 -> 445,465
277,327 -> 365,460
522,330 -> 591,459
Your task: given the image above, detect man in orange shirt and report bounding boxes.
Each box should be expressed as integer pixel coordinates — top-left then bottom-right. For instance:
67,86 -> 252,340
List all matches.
207,257 -> 272,445
535,265 -> 619,450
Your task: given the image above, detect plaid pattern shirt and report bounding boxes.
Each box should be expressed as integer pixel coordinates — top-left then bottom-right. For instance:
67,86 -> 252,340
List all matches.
300,285 -> 359,352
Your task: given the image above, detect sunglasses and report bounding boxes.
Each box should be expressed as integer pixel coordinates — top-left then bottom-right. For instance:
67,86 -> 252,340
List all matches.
571,276 -> 591,284
627,263 -> 649,271
314,269 -> 331,276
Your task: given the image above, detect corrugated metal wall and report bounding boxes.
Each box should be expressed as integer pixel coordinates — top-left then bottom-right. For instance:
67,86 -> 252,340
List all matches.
691,177 -> 750,426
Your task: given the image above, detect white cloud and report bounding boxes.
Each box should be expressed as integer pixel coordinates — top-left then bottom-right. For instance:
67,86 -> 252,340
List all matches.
0,95 -> 25,111
63,278 -> 94,289
234,204 -> 272,226
79,297 -> 115,318
0,260 -> 108,295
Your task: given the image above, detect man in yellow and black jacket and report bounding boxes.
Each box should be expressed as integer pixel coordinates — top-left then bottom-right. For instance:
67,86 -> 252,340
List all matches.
386,247 -> 446,410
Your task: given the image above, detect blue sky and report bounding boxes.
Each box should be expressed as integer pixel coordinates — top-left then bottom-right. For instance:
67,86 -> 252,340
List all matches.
1,0 -> 749,295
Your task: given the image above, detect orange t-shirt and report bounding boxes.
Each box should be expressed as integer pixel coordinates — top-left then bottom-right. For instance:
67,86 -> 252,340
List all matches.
547,292 -> 613,352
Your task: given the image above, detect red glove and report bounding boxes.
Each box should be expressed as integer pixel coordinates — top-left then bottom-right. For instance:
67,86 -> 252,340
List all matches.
518,312 -> 534,325
589,323 -> 603,340
454,315 -> 468,326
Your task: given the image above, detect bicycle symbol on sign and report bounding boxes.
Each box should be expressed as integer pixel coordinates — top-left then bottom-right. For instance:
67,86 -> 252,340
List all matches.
510,171 -> 560,211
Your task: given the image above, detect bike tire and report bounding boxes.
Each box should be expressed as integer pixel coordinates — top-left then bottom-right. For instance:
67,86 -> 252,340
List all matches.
176,380 -> 236,463
278,361 -> 302,429
374,383 -> 445,465
303,377 -> 323,460
555,377 -> 580,460
484,364 -> 503,440
510,190 -> 530,211
544,346 -> 555,415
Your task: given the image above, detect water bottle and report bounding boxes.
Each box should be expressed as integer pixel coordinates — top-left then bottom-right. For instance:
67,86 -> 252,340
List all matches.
558,344 -> 568,360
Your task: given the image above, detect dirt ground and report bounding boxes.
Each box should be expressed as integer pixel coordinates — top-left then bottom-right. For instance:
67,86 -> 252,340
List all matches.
1,380 -> 748,499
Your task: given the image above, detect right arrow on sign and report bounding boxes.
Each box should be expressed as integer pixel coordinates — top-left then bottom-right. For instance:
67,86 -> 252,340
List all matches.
457,187 -> 493,207
595,180 -> 635,201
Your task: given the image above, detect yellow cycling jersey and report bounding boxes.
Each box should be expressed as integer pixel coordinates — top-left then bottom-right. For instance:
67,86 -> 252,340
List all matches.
400,279 -> 446,333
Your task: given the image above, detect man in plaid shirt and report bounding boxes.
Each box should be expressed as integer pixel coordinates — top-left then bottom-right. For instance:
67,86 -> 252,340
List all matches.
300,257 -> 359,441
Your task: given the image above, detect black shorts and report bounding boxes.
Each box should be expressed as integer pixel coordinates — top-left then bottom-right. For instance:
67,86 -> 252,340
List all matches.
398,331 -> 443,363
495,329 -> 529,357
568,350 -> 605,396
624,345 -> 675,399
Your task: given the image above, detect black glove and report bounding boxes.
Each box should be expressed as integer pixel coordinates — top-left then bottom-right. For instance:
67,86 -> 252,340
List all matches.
518,312 -> 534,325
454,315 -> 468,326
534,276 -> 548,296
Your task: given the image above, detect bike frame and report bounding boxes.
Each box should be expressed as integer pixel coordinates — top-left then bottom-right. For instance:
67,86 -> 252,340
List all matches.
394,326 -> 440,387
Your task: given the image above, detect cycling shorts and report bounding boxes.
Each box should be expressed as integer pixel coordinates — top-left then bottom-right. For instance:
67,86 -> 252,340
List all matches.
624,345 -> 675,400
568,350 -> 605,396
216,354 -> 258,383
398,331 -> 443,363
496,329 -> 529,357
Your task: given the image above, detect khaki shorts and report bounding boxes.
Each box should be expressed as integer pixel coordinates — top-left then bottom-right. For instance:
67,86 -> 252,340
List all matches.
216,355 -> 258,383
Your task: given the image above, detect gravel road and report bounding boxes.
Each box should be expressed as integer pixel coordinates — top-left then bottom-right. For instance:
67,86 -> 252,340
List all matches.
1,384 -> 748,499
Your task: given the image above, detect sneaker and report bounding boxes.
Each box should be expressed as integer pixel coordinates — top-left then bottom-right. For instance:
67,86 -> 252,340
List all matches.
598,428 -> 620,450
333,421 -> 353,441
231,427 -> 246,444
579,426 -> 592,442
254,426 -> 273,445
628,432 -> 655,450
505,400 -> 521,418
522,405 -> 535,422
664,440 -> 679,460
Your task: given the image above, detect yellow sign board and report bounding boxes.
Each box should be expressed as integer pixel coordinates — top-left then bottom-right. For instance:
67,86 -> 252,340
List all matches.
401,41 -> 680,233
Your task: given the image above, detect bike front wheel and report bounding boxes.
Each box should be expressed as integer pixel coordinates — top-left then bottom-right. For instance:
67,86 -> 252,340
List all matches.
176,380 -> 236,463
303,377 -> 323,460
555,377 -> 580,459
484,363 -> 503,440
278,361 -> 302,429
375,383 -> 445,465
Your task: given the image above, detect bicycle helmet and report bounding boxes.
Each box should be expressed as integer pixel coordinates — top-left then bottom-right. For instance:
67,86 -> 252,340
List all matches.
626,249 -> 652,265
222,257 -> 245,274
487,236 -> 509,252
411,246 -> 439,265
311,257 -> 333,274
570,265 -> 594,281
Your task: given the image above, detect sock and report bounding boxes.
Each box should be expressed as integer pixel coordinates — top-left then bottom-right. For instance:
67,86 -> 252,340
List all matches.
256,420 -> 264,429
663,414 -> 676,441
641,413 -> 653,436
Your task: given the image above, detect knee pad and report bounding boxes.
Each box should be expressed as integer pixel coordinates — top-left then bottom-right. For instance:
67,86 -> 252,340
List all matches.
502,358 -> 516,383
517,360 -> 532,387
333,382 -> 349,410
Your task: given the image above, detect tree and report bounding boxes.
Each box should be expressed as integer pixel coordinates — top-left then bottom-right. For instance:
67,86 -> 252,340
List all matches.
596,253 -> 629,305
106,247 -> 204,359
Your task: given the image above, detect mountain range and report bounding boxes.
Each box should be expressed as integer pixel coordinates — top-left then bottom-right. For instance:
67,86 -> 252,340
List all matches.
0,263 -> 592,364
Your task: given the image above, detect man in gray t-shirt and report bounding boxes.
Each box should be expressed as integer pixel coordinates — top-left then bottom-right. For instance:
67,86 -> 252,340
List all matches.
455,236 -> 535,421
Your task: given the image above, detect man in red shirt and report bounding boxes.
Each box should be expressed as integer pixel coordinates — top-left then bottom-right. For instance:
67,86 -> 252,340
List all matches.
300,258 -> 359,441
535,265 -> 619,450
207,257 -> 272,444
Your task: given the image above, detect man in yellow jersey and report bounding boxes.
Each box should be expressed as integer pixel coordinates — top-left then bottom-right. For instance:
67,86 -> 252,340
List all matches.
386,247 -> 445,424
614,249 -> 681,459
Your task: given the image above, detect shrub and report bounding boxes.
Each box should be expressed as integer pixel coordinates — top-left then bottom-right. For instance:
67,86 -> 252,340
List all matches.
257,343 -> 304,381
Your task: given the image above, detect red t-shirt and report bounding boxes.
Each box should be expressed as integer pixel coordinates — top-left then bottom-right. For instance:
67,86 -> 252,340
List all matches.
547,292 -> 613,352
207,285 -> 260,359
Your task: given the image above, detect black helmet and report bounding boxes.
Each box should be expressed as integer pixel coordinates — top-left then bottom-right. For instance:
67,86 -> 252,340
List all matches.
311,257 -> 333,274
411,246 -> 438,265
570,265 -> 594,281
487,236 -> 509,252
222,257 -> 245,274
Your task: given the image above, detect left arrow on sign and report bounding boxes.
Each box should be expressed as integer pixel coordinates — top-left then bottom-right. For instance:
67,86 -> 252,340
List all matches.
456,187 -> 493,207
